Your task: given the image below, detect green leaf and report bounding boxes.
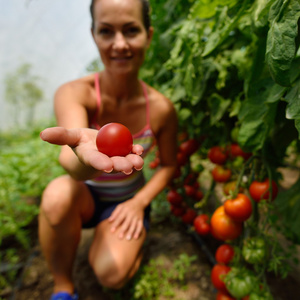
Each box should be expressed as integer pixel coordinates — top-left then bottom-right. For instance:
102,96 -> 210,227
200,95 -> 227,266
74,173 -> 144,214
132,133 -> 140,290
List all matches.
266,0 -> 300,86
202,0 -> 252,57
208,93 -> 231,125
284,79 -> 300,138
190,0 -> 238,19
274,177 -> 300,244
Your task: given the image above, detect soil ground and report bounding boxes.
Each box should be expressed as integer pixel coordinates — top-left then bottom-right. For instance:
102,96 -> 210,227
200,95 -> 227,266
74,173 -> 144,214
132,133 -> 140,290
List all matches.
2,167 -> 300,300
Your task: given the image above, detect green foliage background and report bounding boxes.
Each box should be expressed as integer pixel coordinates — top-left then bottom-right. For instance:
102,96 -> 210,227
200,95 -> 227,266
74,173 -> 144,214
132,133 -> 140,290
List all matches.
141,0 -> 300,243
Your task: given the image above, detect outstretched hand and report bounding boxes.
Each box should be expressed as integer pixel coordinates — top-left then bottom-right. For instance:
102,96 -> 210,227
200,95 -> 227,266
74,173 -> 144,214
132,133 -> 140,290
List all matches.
40,127 -> 144,174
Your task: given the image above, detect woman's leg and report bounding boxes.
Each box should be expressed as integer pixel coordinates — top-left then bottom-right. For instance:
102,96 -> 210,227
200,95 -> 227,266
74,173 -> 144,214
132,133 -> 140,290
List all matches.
88,219 -> 146,289
38,175 -> 95,294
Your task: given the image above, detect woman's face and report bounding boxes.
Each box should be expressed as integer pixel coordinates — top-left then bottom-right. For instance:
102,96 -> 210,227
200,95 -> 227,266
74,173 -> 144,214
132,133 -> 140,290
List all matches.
91,0 -> 153,76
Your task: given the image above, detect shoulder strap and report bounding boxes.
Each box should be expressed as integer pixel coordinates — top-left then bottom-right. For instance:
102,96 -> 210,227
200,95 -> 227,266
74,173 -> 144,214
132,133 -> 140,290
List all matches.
141,81 -> 150,127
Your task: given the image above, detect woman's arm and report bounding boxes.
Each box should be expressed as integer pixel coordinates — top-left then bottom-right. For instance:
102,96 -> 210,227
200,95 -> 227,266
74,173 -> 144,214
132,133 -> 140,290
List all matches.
42,81 -> 144,180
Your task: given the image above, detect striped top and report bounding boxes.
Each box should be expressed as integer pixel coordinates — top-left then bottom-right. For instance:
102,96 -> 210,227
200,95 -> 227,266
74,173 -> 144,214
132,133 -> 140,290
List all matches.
85,73 -> 155,201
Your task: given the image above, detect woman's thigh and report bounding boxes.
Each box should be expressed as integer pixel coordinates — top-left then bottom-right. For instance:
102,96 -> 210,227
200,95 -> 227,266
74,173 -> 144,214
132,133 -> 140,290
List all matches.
40,175 -> 95,225
89,219 -> 146,283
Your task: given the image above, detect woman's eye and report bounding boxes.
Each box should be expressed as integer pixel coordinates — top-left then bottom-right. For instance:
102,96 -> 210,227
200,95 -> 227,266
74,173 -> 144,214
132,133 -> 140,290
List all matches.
126,27 -> 139,35
99,28 -> 111,35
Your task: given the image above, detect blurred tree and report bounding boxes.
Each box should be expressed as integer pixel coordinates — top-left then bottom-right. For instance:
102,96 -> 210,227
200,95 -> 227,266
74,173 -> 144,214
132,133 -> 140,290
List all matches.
4,63 -> 44,127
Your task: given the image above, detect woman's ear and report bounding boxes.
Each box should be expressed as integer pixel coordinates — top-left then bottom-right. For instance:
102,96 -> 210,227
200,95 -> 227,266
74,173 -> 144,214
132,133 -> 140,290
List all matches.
146,26 -> 154,48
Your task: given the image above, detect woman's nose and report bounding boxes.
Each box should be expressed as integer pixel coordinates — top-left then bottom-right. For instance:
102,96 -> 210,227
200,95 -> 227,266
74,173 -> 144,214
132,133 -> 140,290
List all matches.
112,32 -> 129,50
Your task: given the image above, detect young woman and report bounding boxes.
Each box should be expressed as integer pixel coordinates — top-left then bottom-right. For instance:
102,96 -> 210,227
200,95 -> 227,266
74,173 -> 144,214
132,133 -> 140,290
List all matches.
39,0 -> 178,299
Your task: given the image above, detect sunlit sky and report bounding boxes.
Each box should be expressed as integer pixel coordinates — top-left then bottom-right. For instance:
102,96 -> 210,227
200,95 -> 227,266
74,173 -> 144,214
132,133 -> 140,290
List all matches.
0,0 -> 100,129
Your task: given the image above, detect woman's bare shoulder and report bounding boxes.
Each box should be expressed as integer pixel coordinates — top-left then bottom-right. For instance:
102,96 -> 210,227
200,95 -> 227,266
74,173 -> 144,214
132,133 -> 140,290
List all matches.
55,74 -> 96,100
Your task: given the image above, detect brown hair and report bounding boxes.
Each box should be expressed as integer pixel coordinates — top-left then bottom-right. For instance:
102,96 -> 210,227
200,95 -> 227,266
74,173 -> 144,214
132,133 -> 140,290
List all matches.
90,0 -> 151,32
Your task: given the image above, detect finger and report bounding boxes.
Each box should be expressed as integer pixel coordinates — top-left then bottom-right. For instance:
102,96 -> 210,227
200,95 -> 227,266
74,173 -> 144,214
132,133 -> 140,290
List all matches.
126,154 -> 144,171
40,127 -> 81,147
132,144 -> 144,156
118,217 -> 133,239
84,149 -> 113,173
110,212 -> 125,233
111,156 -> 134,175
125,219 -> 138,241
133,219 -> 144,239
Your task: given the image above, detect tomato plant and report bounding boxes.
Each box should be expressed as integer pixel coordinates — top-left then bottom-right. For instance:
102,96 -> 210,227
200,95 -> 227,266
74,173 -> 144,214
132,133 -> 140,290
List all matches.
96,122 -> 133,157
210,206 -> 243,241
229,143 -> 252,160
211,166 -> 232,183
249,179 -> 278,202
184,184 -> 196,197
211,264 -> 231,293
224,268 -> 257,299
193,214 -> 210,235
223,181 -> 243,196
215,244 -> 235,265
224,193 -> 252,222
208,146 -> 228,165
242,237 -> 266,265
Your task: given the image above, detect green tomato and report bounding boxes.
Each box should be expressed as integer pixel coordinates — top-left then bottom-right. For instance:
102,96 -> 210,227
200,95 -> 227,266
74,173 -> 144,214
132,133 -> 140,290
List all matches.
242,237 -> 266,264
224,268 -> 256,299
249,291 -> 274,300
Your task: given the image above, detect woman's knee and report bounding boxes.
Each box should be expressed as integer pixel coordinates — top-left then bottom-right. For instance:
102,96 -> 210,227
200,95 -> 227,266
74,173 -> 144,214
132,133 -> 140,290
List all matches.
89,255 -> 129,289
40,175 -> 82,226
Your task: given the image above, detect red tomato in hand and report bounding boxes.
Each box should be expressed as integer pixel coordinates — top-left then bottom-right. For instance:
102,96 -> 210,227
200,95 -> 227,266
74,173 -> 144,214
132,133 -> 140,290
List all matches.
96,123 -> 133,157
193,214 -> 211,235
249,178 -> 278,202
224,193 -> 252,222
208,146 -> 228,165
211,264 -> 231,292
212,166 -> 232,183
210,206 -> 243,241
167,190 -> 183,206
215,244 -> 235,265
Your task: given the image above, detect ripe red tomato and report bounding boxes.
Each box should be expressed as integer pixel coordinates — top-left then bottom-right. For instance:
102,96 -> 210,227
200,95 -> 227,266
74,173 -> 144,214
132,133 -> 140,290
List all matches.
215,244 -> 235,265
96,123 -> 133,157
210,206 -> 243,241
193,189 -> 204,201
193,214 -> 211,235
177,151 -> 188,166
181,208 -> 197,225
212,166 -> 232,183
166,190 -> 183,206
179,139 -> 199,157
208,146 -> 228,165
149,157 -> 160,169
249,178 -> 278,202
229,143 -> 252,160
216,291 -> 236,300
211,264 -> 231,292
224,193 -> 252,222
170,205 -> 186,217
184,185 -> 196,197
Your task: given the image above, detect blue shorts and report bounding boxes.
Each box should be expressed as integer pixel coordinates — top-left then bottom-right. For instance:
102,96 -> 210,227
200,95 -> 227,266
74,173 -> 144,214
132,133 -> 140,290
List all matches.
82,184 -> 151,230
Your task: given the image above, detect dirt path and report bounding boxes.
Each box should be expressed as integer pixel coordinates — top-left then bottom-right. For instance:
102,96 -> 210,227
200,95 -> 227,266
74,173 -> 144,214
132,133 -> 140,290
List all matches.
10,219 -> 216,300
